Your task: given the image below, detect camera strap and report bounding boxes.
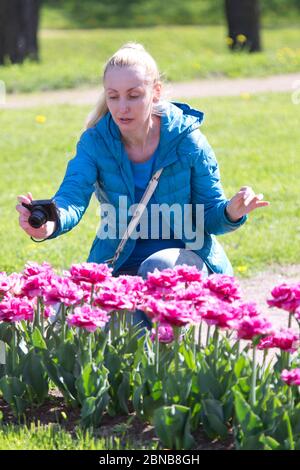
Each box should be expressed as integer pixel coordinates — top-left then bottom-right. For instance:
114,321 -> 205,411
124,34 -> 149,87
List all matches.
105,167 -> 164,270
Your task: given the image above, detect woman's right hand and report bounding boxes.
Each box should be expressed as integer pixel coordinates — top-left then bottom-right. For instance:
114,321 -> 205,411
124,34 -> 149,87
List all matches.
16,192 -> 56,240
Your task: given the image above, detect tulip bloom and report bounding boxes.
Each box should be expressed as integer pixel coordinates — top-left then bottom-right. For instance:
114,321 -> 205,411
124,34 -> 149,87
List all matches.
281,368 -> 300,386
258,328 -> 299,353
67,305 -> 109,332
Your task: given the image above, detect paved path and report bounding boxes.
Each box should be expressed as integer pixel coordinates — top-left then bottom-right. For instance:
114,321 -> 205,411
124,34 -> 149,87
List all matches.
2,72 -> 300,109
238,263 -> 300,331
197,263 -> 300,362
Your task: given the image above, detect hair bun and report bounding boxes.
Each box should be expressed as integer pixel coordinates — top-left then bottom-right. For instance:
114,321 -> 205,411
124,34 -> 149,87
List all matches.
120,42 -> 145,52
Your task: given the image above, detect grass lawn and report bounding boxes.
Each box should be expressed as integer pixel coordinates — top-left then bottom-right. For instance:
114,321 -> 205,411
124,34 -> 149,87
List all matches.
1,25 -> 300,93
0,91 -> 299,275
0,423 -> 159,450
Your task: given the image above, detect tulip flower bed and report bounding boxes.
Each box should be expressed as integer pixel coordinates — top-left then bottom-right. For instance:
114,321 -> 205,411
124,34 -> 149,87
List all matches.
0,262 -> 300,450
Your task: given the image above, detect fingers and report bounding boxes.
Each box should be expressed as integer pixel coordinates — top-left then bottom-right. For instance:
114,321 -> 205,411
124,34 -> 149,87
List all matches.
233,187 -> 254,206
17,194 -> 31,204
236,187 -> 268,207
243,190 -> 255,206
245,194 -> 270,212
16,203 -> 31,216
16,192 -> 33,216
251,195 -> 270,208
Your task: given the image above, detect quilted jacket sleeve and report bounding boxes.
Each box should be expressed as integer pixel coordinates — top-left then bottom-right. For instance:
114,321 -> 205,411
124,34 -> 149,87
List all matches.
47,129 -> 98,239
178,129 -> 247,236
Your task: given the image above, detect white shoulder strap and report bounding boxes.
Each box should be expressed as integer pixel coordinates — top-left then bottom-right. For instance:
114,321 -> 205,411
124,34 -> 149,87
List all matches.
105,168 -> 164,269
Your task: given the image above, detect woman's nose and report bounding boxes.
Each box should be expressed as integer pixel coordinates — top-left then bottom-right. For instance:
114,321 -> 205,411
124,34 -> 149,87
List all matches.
119,101 -> 129,114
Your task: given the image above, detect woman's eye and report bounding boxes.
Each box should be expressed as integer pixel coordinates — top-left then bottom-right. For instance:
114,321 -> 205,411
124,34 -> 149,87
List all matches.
129,95 -> 139,99
108,96 -> 118,100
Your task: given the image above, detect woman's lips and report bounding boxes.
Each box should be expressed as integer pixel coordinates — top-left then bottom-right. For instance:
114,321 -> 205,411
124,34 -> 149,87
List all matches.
118,117 -> 133,124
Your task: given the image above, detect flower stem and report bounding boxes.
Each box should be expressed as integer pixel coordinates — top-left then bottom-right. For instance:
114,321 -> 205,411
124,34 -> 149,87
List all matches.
61,304 -> 66,342
191,325 -> 196,358
90,284 -> 95,305
214,327 -> 219,360
155,322 -> 159,375
78,328 -> 83,367
35,297 -> 40,329
128,313 -> 132,339
262,348 -> 268,372
89,333 -> 93,363
174,327 -> 180,376
250,345 -> 257,407
117,311 -> 121,338
288,313 -> 292,329
111,311 -> 115,343
198,321 -> 202,348
39,297 -> 44,338
11,324 -> 17,372
206,325 -> 211,348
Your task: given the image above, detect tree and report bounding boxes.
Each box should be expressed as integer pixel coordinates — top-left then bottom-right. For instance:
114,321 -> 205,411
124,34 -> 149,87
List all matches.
225,0 -> 262,53
0,0 -> 41,65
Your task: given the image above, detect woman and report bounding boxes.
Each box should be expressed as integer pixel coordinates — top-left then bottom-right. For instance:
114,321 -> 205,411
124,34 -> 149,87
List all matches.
16,43 -> 269,328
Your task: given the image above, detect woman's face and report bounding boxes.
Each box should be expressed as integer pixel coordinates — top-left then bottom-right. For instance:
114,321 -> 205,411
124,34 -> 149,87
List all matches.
104,65 -> 160,132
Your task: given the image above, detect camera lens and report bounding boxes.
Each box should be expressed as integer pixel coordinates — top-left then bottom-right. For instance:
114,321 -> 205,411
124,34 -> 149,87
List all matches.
28,207 -> 47,228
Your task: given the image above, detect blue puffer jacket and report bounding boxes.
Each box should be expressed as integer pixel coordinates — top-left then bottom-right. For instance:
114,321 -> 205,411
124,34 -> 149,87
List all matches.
49,101 -> 247,274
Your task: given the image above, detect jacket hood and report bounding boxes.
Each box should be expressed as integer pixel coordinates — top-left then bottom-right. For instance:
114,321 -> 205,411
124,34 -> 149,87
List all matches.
94,101 -> 205,164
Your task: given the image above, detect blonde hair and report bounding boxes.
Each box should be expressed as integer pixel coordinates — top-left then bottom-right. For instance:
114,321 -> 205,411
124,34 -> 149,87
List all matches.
86,42 -> 163,129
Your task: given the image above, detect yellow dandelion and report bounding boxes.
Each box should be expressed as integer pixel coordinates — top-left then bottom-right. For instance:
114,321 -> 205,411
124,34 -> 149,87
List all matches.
192,62 -> 201,70
236,265 -> 248,273
226,37 -> 234,46
240,92 -> 251,100
237,34 -> 247,44
35,115 -> 46,124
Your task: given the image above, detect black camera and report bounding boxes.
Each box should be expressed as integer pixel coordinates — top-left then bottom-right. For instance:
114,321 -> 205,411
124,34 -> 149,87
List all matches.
22,199 -> 59,229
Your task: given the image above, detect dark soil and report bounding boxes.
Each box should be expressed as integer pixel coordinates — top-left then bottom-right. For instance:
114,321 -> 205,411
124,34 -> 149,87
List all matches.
0,390 -> 234,450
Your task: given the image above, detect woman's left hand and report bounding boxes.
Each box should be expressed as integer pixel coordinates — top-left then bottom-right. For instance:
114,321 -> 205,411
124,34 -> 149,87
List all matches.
225,186 -> 270,222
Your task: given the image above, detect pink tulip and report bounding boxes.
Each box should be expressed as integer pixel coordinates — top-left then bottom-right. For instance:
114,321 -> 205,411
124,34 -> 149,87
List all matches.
235,301 -> 261,318
93,275 -> 144,312
0,272 -> 11,296
150,324 -> 174,343
173,264 -> 206,283
93,290 -> 134,312
204,274 -> 242,303
43,305 -> 56,319
141,297 -> 196,327
145,268 -> 181,294
258,328 -> 299,353
67,305 -> 109,332
236,315 -> 273,341
22,274 -> 50,299
0,295 -> 34,322
267,282 -> 300,313
7,273 -> 26,297
23,261 -> 54,278
172,282 -> 210,307
200,298 -> 241,329
69,262 -> 112,285
43,276 -> 84,307
281,368 -> 300,386
78,281 -> 94,303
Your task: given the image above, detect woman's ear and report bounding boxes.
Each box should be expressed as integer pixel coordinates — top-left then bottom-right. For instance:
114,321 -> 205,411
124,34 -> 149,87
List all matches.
153,81 -> 162,103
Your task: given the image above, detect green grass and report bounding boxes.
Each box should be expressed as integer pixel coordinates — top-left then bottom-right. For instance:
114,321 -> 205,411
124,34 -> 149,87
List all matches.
0,92 -> 299,275
40,2 -> 300,29
0,423 -> 158,450
1,26 -> 300,94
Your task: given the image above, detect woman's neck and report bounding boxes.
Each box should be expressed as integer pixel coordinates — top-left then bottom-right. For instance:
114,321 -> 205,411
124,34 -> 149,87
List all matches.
122,115 -> 159,151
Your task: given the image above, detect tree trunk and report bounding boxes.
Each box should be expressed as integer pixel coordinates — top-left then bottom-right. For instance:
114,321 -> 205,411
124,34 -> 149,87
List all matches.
0,0 -> 40,66
20,0 -> 41,61
225,0 -> 262,53
0,0 -> 6,64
